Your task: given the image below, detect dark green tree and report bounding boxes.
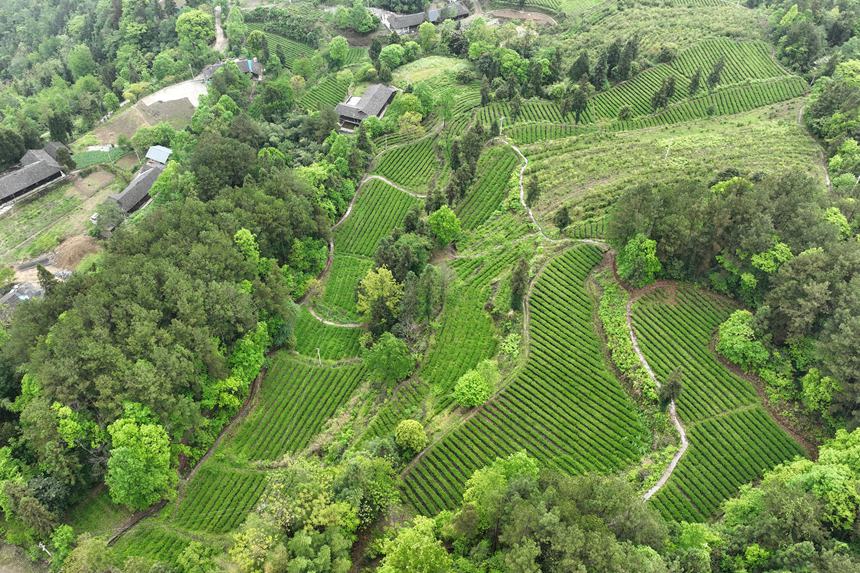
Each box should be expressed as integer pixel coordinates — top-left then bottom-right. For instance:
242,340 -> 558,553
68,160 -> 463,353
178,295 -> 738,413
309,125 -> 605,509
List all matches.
510,257 -> 529,311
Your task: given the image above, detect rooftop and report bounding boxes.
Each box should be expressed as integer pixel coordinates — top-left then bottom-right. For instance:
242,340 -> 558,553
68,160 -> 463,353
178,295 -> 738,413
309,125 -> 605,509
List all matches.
110,164 -> 164,213
0,150 -> 63,204
335,84 -> 397,122
145,145 -> 173,165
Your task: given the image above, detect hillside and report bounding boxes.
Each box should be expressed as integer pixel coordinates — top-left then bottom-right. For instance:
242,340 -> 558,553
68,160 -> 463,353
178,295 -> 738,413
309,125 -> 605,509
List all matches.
0,0 -> 859,571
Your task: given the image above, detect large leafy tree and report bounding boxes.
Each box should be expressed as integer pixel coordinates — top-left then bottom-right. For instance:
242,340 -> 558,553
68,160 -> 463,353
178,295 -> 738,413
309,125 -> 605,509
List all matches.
617,233 -> 662,287
105,404 -> 177,510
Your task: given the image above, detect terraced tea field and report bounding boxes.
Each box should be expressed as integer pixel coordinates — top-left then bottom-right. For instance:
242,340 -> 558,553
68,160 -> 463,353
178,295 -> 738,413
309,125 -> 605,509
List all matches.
404,246 -> 646,513
333,178 -> 421,257
456,145 -> 519,229
632,287 -> 805,520
372,138 -> 438,192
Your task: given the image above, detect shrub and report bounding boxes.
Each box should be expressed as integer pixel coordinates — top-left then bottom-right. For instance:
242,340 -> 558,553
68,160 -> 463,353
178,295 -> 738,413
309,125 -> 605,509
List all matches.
395,419 -> 426,451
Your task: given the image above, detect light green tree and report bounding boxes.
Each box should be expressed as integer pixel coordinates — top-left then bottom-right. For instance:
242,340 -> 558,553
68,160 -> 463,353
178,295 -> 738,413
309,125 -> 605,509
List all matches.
328,36 -> 350,69
378,516 -> 452,573
357,266 -> 403,319
395,419 -> 426,451
716,310 -> 769,372
176,10 -> 215,53
616,233 -> 661,287
427,205 -> 462,247
105,404 -> 177,510
454,360 -> 499,407
364,332 -> 414,384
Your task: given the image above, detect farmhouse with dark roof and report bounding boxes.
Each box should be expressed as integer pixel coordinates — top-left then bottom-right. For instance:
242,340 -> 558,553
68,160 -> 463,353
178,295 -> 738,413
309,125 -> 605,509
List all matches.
108,146 -> 172,216
0,146 -> 66,208
383,2 -> 470,34
335,84 -> 398,131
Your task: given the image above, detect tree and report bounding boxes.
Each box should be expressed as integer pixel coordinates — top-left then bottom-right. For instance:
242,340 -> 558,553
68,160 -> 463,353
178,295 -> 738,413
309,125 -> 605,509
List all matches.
554,206 -> 570,230
0,127 -> 25,171
378,516 -> 452,573
660,368 -> 683,407
177,541 -> 217,573
617,37 -> 639,81
370,38 -> 383,63
510,90 -> 522,120
716,310 -> 770,372
454,360 -> 498,407
379,44 -> 405,69
707,56 -> 725,90
48,113 -> 73,143
36,265 -> 58,295
427,205 -> 461,247
61,534 -> 113,573
357,266 -> 403,320
689,67 -> 702,95
93,200 -> 126,236
571,80 -> 590,124
105,405 -> 176,510
417,22 -> 438,53
570,52 -> 590,82
224,5 -> 247,45
67,44 -> 98,81
328,36 -> 349,69
349,0 -> 378,33
510,257 -> 529,311
480,76 -> 491,106
525,175 -> 541,207
176,9 -> 215,54
616,233 -> 662,287
394,419 -> 426,451
363,332 -> 414,384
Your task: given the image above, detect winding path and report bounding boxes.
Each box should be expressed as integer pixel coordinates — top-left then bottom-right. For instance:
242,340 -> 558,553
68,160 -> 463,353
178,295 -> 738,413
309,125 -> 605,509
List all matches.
625,298 -> 689,500
503,135 -> 686,498
301,173 -> 427,328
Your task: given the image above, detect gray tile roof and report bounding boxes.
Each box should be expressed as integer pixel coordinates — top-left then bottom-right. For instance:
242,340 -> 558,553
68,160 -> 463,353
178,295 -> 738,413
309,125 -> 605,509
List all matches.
0,283 -> 43,321
110,164 -> 164,213
43,141 -> 69,162
428,2 -> 469,22
0,151 -> 63,204
388,12 -> 426,29
145,145 -> 172,165
336,84 -> 397,122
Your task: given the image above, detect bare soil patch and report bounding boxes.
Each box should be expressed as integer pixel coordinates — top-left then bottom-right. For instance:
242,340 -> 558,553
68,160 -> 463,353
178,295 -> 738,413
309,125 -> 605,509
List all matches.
489,8 -> 557,24
73,171 -> 116,198
55,235 -> 102,269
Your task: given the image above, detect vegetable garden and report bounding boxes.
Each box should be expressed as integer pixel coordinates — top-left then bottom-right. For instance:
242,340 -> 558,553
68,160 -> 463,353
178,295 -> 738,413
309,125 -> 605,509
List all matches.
404,246 -> 646,514
632,287 -> 805,520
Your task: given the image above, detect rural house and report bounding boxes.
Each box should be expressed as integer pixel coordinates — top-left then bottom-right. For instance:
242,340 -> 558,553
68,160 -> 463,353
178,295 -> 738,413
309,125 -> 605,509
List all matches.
0,145 -> 67,208
201,58 -> 264,82
108,146 -> 172,215
383,2 -> 470,34
335,84 -> 398,131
